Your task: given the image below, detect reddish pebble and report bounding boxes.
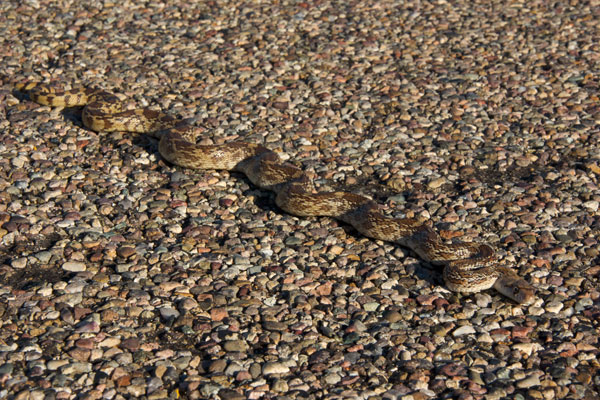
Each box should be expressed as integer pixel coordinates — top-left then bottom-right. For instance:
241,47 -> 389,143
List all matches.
512,326 -> 532,338
116,246 -> 136,258
116,375 -> 131,387
439,363 -> 466,377
75,338 -> 95,349
547,275 -> 564,286
416,295 -> 437,306
73,307 -> 92,320
75,321 -> 100,333
558,342 -> 578,357
68,348 -> 90,362
314,281 -> 333,296
121,338 -> 140,351
490,328 -> 510,337
433,298 -> 449,308
236,371 -> 252,381
219,198 -> 234,207
341,375 -> 360,385
211,307 -> 228,321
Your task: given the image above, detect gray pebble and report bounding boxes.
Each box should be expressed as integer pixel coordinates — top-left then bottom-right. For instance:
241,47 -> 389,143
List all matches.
159,307 -> 180,320
223,340 -> 248,353
516,373 -> 541,388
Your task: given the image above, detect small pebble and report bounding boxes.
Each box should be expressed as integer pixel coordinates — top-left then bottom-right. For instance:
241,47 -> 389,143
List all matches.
159,307 -> 180,320
262,362 -> 290,376
453,325 -> 476,337
62,261 -> 86,272
382,310 -> 402,323
517,374 -> 541,389
11,257 -> 27,269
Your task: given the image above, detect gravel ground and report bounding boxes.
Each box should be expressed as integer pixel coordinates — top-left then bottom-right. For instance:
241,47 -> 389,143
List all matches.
1,0 -> 599,399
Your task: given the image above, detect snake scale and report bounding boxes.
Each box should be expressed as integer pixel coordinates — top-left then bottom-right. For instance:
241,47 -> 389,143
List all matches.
16,82 -> 535,303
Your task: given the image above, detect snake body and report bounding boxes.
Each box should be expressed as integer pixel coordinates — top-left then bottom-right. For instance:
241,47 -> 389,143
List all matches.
17,83 -> 535,303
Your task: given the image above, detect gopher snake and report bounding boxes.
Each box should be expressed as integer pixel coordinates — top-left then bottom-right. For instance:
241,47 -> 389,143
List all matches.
16,83 -> 535,303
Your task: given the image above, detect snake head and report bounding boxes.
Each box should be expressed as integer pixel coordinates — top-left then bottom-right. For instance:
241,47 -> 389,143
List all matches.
493,271 -> 536,304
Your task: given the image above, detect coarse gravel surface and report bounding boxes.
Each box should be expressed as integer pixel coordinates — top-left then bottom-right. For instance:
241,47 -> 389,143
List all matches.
0,0 -> 599,399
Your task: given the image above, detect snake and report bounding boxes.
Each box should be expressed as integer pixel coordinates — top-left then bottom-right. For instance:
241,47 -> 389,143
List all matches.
15,82 -> 535,303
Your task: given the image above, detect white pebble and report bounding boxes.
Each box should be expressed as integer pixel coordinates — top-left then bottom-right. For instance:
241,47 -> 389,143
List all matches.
474,293 -> 492,308
259,248 -> 273,257
513,343 -> 539,356
166,224 -> 182,234
477,333 -> 494,343
99,337 -> 122,348
37,286 -> 53,296
47,360 -> 69,371
159,307 -> 180,319
11,155 -> 27,168
62,261 -> 87,272
545,301 -> 564,313
453,325 -> 476,336
43,311 -> 60,320
11,257 -> 28,269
